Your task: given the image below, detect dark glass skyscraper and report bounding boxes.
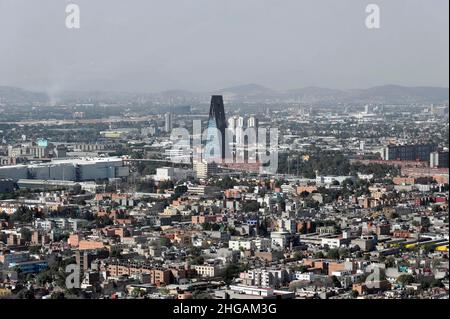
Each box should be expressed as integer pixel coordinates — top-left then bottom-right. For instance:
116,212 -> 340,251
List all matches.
205,95 -> 227,161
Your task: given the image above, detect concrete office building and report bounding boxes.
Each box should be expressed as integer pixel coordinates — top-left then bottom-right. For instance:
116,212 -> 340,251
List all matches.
193,161 -> 218,179
382,144 -> 438,162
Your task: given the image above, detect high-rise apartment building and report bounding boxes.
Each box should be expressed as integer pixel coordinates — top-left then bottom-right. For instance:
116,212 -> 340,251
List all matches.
247,116 -> 259,128
164,113 -> 172,133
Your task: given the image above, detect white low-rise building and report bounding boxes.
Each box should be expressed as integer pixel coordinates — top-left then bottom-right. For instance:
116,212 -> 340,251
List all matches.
193,265 -> 223,278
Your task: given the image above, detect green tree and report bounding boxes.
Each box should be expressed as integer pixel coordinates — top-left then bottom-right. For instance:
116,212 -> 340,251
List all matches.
17,289 -> 35,299
242,201 -> 260,213
10,207 -> 34,223
331,275 -> 342,288
338,247 -> 349,259
223,263 -> 247,285
327,249 -> 340,260
20,228 -> 32,242
174,185 -> 188,196
131,287 -> 144,298
159,180 -> 175,191
160,237 -> 172,247
51,292 -> 66,299
430,279 -> 444,288
397,274 -> 415,286
314,252 -> 325,259
189,256 -> 205,266
293,251 -> 304,261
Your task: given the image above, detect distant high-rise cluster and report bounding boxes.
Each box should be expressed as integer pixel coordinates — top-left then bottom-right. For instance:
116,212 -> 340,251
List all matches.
226,115 -> 260,163
228,115 -> 259,130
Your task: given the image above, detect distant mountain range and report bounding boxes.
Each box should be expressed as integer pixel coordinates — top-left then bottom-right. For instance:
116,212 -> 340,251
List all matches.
214,84 -> 449,104
0,84 -> 448,105
0,86 -> 48,104
347,85 -> 450,104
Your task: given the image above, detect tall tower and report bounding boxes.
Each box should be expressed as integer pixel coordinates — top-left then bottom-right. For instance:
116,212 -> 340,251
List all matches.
164,113 -> 172,133
205,95 -> 227,161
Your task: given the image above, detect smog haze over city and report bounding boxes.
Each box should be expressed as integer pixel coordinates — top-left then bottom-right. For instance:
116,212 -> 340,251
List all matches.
0,0 -> 448,93
0,0 -> 448,310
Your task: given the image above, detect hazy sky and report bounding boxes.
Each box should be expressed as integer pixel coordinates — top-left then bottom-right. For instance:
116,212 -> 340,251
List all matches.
0,0 -> 448,93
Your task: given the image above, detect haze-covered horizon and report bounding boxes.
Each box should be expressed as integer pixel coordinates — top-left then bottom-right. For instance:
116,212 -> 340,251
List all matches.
1,82 -> 449,95
0,0 -> 448,94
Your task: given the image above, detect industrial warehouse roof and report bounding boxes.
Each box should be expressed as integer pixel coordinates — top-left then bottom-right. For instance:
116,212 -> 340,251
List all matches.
0,157 -> 123,169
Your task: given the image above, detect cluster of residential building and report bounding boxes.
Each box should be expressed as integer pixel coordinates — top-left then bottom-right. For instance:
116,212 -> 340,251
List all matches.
0,98 -> 448,300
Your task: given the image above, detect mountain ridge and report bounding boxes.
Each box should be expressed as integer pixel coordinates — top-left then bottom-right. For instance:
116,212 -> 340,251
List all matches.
1,84 -> 448,104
